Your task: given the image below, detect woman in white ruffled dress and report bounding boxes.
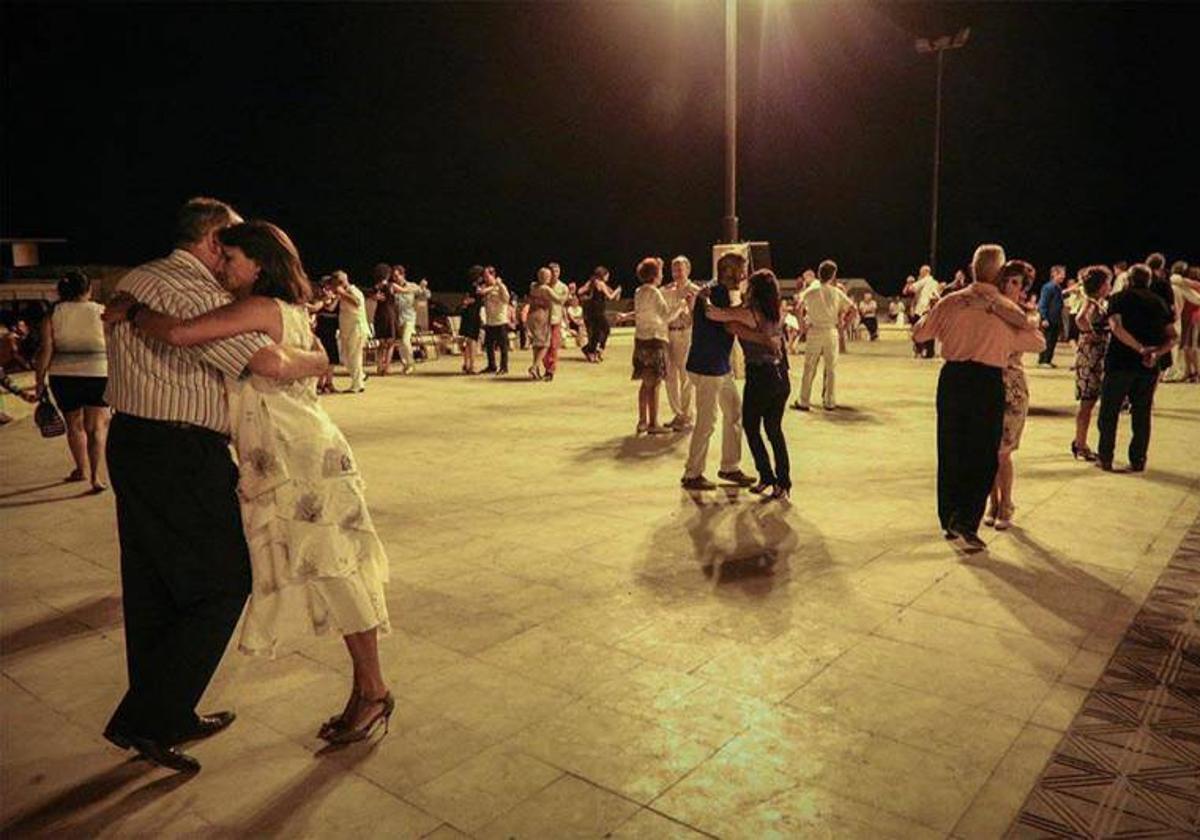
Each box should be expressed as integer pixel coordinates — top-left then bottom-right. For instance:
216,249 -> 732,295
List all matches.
105,221 -> 392,745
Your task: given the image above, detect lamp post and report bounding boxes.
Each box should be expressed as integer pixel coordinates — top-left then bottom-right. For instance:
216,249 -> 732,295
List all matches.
721,0 -> 739,244
915,27 -> 970,277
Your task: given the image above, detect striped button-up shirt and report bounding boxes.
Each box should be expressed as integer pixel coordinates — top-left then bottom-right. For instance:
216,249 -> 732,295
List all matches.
104,249 -> 271,434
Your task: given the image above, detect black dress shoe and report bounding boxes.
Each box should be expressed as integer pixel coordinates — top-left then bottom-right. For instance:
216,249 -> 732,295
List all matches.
172,711 -> 236,745
107,730 -> 201,774
959,532 -> 987,553
1128,461 -> 1146,473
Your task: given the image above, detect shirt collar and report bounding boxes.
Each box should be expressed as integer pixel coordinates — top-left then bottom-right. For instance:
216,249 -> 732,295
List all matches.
171,248 -> 222,291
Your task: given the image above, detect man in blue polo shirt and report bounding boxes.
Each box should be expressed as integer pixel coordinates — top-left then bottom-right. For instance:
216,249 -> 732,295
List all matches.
681,252 -> 756,491
1037,265 -> 1066,367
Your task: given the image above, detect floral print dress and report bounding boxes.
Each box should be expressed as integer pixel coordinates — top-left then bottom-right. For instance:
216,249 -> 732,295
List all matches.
230,299 -> 389,657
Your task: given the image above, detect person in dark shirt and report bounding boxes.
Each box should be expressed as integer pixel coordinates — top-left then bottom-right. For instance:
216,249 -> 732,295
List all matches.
1144,252 -> 1175,374
680,252 -> 756,491
1037,265 -> 1066,367
1096,263 -> 1175,471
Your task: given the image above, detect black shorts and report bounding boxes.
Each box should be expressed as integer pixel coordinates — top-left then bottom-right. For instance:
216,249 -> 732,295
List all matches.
49,375 -> 108,413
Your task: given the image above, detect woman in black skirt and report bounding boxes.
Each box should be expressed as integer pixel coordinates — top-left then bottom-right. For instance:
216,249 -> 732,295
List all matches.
371,263 -> 400,375
310,277 -> 341,394
457,265 -> 484,373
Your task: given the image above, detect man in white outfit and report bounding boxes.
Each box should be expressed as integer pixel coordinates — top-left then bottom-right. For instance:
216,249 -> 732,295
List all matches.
334,270 -> 368,393
662,255 -> 700,430
794,259 -> 855,411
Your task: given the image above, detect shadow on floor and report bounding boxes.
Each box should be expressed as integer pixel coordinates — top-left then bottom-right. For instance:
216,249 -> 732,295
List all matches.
0,488 -> 97,509
962,528 -> 1140,636
0,760 -> 192,837
0,481 -> 69,501
0,595 -> 124,658
235,738 -> 376,835
1026,405 -> 1077,418
804,405 -> 886,424
572,432 -> 688,463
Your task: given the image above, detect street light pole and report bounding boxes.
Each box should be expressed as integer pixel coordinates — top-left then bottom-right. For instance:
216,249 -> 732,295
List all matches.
915,27 -> 969,277
721,0 -> 738,244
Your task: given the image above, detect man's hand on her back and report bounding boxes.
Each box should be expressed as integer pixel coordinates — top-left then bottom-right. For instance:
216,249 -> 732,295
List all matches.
102,292 -> 139,324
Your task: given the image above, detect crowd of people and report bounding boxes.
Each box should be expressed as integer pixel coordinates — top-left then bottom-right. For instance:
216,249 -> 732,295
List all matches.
0,194 -> 1196,775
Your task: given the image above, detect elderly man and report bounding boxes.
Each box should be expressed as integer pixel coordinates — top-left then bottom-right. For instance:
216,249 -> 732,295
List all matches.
662,255 -> 701,430
1037,265 -> 1067,367
1096,263 -> 1175,472
913,244 -> 1044,551
542,262 -> 570,381
794,259 -> 856,411
332,270 -> 368,393
102,197 -> 329,772
906,265 -> 942,358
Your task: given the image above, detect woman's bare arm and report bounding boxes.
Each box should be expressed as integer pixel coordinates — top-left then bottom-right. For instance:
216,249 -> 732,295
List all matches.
34,318 -> 53,394
705,301 -> 756,328
109,296 -> 283,346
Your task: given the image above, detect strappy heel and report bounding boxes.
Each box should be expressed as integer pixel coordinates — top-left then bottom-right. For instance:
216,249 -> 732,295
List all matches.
1071,440 -> 1096,461
318,689 -> 360,740
326,693 -> 394,745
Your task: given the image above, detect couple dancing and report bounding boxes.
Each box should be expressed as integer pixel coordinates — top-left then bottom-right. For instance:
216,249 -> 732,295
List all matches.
101,198 -> 392,773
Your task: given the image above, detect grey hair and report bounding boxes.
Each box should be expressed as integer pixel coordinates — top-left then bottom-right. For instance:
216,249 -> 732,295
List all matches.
971,244 -> 1007,288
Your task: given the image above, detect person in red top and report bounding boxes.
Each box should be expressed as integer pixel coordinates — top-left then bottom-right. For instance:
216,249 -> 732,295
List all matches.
913,243 -> 1044,551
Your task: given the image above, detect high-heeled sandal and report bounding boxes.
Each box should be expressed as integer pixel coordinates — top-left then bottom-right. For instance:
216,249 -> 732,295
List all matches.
318,689 -> 360,740
326,693 -> 394,745
749,481 -> 773,495
1070,440 -> 1096,461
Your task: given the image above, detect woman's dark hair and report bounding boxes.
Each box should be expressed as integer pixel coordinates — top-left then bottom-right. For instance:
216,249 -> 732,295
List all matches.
636,257 -> 661,284
57,270 -> 90,302
1081,265 -> 1112,297
372,263 -> 392,284
747,269 -> 782,322
218,221 -> 313,304
1000,259 -> 1035,291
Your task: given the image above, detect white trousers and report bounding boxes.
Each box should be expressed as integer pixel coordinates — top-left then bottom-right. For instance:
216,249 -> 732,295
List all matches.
397,320 -> 416,368
684,372 -> 742,479
339,327 -> 366,391
800,327 -> 838,408
665,329 -> 694,420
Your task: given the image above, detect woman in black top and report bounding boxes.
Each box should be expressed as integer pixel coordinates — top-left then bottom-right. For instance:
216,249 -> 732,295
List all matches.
311,278 -> 341,394
579,266 -> 620,362
457,274 -> 484,374
704,269 -> 791,500
371,263 -> 401,375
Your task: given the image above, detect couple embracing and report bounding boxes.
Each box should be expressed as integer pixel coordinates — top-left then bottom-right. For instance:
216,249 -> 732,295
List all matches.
101,198 -> 392,773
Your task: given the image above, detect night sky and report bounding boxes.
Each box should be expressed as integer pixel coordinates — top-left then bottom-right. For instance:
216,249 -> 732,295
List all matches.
3,1 -> 1197,294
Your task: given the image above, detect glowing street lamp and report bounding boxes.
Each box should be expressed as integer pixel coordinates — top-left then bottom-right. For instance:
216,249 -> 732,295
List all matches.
915,26 -> 970,277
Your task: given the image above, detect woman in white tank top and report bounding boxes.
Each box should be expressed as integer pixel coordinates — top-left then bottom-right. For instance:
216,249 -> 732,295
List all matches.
34,271 -> 111,491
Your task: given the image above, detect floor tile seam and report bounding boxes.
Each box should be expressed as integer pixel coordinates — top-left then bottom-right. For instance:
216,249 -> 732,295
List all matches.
473,769 -> 662,838
900,601 -> 1096,648
442,767 -> 570,836
862,612 -> 1079,684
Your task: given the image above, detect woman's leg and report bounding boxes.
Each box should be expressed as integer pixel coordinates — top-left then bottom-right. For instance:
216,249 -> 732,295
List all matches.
638,380 -> 651,427
1075,398 -> 1096,449
997,452 -> 1014,516
741,379 -> 774,484
63,409 -> 88,480
647,376 -> 662,427
763,384 -> 790,488
341,628 -> 389,728
532,346 -> 545,375
83,406 -> 110,489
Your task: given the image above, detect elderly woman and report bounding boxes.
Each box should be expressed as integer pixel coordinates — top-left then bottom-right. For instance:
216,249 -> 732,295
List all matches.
912,244 -> 1045,551
526,267 -> 553,379
986,261 -> 1038,530
35,271 -> 111,492
1071,265 -> 1113,460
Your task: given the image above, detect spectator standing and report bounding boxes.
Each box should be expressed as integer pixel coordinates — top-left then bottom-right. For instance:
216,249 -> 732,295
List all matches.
794,260 -> 855,411
662,256 -> 700,430
34,270 -> 111,492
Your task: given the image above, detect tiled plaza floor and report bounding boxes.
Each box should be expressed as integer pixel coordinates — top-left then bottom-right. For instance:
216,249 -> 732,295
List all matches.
2,330 -> 1198,838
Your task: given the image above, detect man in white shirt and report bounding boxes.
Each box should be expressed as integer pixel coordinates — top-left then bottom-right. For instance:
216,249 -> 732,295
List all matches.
333,270 -> 368,393
480,266 -> 511,375
662,256 -> 701,430
542,262 -> 570,381
906,265 -> 941,357
794,259 -> 855,411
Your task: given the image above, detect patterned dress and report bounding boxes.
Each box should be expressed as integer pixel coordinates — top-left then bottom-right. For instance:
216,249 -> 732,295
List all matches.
1000,350 -> 1029,454
1074,299 -> 1109,402
231,300 -> 390,657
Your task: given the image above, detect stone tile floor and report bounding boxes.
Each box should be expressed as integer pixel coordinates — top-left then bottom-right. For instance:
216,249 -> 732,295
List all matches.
2,331 -> 1198,838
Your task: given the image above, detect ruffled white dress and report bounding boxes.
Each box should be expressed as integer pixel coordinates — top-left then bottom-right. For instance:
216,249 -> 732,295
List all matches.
230,299 -> 390,657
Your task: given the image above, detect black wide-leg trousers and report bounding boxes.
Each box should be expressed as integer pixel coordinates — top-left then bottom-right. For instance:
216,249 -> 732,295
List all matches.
105,413 -> 252,741
936,361 -> 1005,535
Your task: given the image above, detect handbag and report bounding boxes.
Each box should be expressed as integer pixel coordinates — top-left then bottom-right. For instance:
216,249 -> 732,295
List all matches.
34,393 -> 66,438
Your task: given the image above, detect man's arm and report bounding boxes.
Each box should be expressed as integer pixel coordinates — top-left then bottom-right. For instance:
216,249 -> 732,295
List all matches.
334,287 -> 360,308
544,283 -> 569,304
911,301 -> 943,343
248,344 -> 329,380
726,321 -> 782,354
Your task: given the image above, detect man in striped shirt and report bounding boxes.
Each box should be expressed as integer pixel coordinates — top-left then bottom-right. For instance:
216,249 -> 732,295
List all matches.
102,197 -> 329,773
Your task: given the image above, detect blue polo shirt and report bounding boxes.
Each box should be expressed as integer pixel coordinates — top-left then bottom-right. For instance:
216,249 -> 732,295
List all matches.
686,282 -> 733,376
